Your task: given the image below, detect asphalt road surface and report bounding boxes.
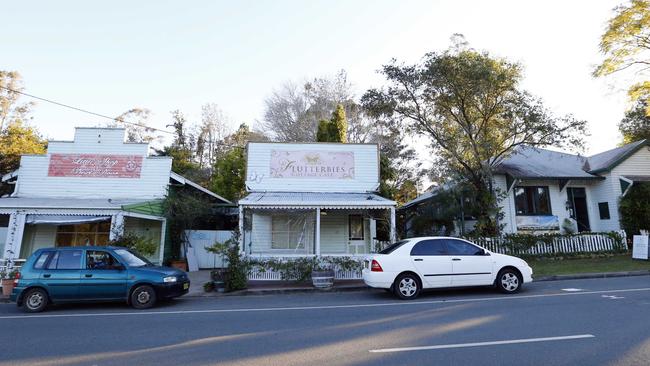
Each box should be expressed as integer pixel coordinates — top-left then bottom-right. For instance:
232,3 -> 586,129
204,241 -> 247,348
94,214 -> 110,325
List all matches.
2,276 -> 650,366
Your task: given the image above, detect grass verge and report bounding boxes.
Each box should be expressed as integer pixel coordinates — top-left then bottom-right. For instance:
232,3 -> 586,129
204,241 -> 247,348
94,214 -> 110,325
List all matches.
530,254 -> 650,278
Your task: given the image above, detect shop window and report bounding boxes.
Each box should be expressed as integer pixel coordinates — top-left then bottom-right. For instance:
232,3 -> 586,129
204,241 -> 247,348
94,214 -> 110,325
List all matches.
271,215 -> 307,250
55,221 -> 111,247
514,186 -> 552,215
348,215 -> 364,240
598,202 -> 611,220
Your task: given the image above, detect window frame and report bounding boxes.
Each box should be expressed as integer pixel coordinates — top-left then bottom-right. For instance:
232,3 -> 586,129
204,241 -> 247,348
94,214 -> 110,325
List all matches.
270,214 -> 308,251
86,250 -> 123,270
348,215 -> 365,240
514,186 -> 553,216
55,221 -> 111,247
598,202 -> 611,220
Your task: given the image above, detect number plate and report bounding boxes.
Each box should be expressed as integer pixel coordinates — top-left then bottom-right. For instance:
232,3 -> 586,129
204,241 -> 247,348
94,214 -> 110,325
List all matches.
183,283 -> 189,290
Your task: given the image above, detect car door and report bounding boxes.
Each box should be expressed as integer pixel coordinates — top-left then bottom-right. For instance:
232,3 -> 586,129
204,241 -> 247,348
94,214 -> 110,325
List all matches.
445,239 -> 494,286
40,249 -> 83,301
409,239 -> 453,288
80,250 -> 128,300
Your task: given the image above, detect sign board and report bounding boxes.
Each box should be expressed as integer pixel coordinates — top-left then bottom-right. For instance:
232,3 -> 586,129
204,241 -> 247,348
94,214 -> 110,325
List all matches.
632,235 -> 649,260
516,215 -> 560,231
48,154 -> 143,178
270,150 -> 354,179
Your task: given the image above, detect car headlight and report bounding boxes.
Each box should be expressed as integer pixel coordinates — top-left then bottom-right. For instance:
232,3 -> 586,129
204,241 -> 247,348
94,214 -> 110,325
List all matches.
163,276 -> 178,283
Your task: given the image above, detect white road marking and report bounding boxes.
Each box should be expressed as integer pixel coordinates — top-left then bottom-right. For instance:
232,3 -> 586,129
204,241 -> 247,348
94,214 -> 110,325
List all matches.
561,288 -> 584,292
0,287 -> 649,320
601,295 -> 625,299
369,334 -> 596,353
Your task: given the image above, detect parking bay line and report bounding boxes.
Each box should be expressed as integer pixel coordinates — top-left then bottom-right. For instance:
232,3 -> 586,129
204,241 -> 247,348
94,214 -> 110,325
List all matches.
0,287 -> 649,320
369,334 -> 596,353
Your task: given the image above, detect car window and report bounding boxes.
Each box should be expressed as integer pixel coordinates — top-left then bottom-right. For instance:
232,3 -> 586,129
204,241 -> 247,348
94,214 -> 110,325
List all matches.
445,239 -> 483,255
86,251 -> 121,270
33,251 -> 54,269
410,240 -> 448,256
46,250 -> 83,270
114,249 -> 153,267
378,240 -> 409,254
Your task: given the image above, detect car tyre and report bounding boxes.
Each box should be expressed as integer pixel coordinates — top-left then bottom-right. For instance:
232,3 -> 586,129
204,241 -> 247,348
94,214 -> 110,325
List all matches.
130,285 -> 157,309
496,268 -> 522,294
22,288 -> 48,313
393,273 -> 421,300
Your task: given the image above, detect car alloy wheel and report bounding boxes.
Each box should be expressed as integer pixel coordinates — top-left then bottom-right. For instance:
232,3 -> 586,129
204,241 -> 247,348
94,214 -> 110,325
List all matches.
23,288 -> 48,313
498,269 -> 521,293
131,285 -> 157,309
394,273 -> 421,300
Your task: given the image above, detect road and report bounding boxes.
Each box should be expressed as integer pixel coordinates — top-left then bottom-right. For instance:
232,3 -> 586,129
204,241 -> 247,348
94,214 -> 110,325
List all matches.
2,276 -> 650,366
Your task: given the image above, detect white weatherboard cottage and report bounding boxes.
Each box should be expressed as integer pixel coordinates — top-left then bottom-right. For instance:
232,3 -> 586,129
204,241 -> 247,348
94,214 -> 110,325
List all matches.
402,140 -> 650,235
239,142 -> 396,258
0,127 -> 230,266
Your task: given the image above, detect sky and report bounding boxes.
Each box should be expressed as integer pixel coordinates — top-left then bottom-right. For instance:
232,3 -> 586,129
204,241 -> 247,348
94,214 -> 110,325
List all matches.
2,0 -> 627,165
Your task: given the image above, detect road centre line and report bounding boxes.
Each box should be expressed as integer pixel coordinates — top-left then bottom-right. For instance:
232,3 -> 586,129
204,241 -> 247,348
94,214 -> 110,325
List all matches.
369,334 -> 596,353
0,287 -> 648,320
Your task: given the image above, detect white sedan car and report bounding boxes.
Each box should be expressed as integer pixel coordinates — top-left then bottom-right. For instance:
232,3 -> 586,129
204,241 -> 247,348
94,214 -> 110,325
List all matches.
362,237 -> 533,300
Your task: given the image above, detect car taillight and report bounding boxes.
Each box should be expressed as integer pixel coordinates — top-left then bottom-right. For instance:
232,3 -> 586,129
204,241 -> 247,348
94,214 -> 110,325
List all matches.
371,259 -> 383,272
13,271 -> 21,285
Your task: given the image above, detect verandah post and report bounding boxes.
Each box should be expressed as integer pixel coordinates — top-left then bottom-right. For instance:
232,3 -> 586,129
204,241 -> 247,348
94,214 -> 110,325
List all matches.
315,208 -> 321,256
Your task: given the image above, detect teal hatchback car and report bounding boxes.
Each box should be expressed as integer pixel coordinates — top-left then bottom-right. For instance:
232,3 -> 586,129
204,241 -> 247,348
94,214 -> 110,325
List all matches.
10,246 -> 190,312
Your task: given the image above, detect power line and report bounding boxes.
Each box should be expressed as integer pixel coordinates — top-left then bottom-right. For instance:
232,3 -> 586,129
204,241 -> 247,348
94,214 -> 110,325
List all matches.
0,85 -> 174,135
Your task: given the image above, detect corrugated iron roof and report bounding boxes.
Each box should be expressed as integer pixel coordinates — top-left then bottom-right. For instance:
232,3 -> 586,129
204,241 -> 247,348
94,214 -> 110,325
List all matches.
239,192 -> 395,209
494,146 -> 594,179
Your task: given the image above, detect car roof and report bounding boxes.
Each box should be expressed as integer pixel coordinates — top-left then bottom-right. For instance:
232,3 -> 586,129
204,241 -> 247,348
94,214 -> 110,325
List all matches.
36,246 -> 127,251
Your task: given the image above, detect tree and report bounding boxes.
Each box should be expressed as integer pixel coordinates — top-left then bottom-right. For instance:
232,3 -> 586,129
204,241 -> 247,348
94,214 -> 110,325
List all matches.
619,182 -> 650,237
211,124 -> 267,202
594,0 -> 650,114
195,103 -> 231,171
0,121 -> 46,176
363,41 -> 587,235
316,104 -> 347,142
619,99 -> 650,143
0,71 -> 34,132
110,108 -> 161,143
156,110 -> 201,179
262,70 -> 365,142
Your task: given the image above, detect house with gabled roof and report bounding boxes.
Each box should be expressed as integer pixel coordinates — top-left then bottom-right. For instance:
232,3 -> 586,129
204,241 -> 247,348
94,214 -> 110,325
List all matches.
401,140 -> 650,235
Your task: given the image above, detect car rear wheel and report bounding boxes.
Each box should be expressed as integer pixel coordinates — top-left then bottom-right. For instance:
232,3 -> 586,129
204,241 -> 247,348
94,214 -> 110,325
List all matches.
496,268 -> 522,294
22,288 -> 48,313
394,273 -> 421,300
130,285 -> 157,309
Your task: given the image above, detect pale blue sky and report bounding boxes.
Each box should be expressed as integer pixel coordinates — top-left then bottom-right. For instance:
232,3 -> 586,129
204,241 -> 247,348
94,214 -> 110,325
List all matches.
3,0 -> 625,160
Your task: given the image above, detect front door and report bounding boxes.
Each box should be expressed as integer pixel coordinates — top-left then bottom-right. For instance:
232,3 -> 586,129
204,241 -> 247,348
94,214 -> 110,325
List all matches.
80,250 -> 128,300
445,239 -> 494,286
409,239 -> 453,287
41,249 -> 83,301
347,215 -> 367,254
567,187 -> 590,232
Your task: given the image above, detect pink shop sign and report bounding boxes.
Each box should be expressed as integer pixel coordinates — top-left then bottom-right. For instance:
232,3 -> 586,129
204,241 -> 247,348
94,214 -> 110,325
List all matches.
48,154 -> 143,178
270,150 -> 355,179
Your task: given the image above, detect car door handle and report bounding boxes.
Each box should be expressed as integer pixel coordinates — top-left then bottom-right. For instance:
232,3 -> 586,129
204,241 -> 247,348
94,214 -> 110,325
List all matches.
84,274 -> 93,278
43,274 -> 51,278
452,258 -> 461,261
413,258 -> 423,262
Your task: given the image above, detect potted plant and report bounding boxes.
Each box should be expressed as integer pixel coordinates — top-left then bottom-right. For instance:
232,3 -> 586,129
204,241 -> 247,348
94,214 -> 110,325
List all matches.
1,269 -> 19,296
311,257 -> 335,289
203,281 -> 215,293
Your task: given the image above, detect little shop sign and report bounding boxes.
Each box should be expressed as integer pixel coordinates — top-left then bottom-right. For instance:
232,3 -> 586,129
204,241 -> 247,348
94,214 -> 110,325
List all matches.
48,154 -> 143,178
270,150 -> 354,179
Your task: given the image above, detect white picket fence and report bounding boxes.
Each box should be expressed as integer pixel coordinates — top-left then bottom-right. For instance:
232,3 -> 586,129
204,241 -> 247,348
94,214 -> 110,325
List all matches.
470,231 -> 628,256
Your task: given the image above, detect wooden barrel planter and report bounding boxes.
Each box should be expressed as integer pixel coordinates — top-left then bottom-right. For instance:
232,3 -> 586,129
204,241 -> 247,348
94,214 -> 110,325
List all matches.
311,269 -> 335,289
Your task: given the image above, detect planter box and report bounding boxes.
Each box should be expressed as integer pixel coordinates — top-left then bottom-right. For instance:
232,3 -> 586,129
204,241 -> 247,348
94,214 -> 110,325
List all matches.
311,270 -> 335,289
1,279 -> 15,296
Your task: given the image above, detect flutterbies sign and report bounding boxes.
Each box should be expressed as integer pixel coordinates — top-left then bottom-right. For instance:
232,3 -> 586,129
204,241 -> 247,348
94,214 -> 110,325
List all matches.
270,150 -> 354,179
48,154 -> 143,178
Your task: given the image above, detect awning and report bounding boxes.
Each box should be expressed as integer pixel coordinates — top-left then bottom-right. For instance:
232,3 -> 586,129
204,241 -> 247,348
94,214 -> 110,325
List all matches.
25,215 -> 111,225
239,192 -> 396,209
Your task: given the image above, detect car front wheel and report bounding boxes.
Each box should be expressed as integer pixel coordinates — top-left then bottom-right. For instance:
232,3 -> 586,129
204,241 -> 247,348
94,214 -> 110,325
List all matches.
22,288 -> 48,313
130,285 -> 157,309
394,273 -> 421,300
496,269 -> 522,294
